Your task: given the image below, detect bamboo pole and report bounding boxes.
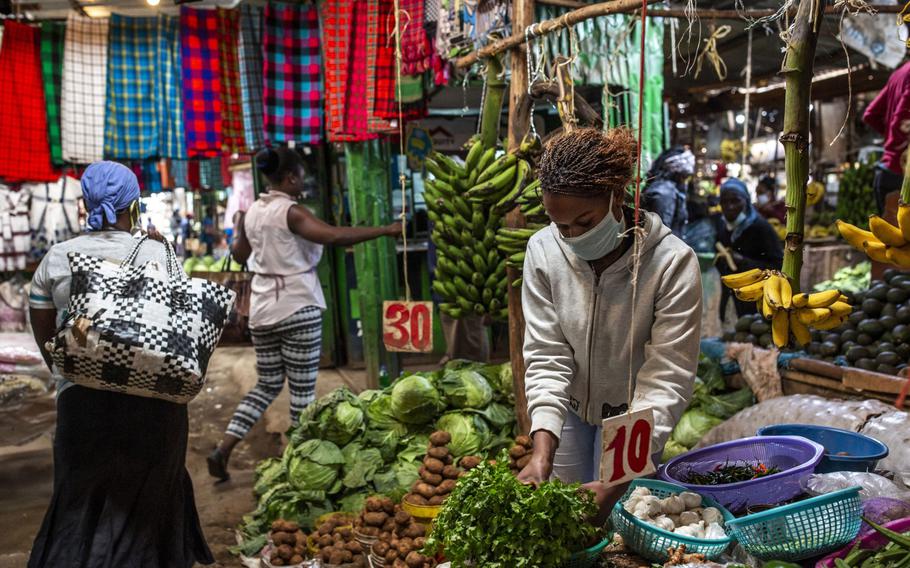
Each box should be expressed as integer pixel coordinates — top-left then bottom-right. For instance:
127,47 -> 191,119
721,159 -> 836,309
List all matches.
536,0 -> 903,18
780,0 -> 827,291
902,148 -> 910,205
479,56 -> 506,150
507,0 -> 534,436
455,0 -> 663,69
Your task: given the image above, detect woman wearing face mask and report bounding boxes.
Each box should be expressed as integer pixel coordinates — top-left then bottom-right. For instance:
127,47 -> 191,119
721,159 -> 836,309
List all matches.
516,129 -> 702,496
641,147 -> 696,238
755,175 -> 786,223
208,146 -> 401,481
28,162 -> 214,567
714,178 -> 784,318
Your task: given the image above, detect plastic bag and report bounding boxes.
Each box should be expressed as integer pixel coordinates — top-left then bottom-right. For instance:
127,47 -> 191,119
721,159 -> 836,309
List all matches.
807,472 -> 910,500
860,411 -> 910,490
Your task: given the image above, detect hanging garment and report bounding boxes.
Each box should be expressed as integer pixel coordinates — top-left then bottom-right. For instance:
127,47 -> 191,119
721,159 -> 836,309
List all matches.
238,6 -> 265,152
142,159 -> 162,193
263,2 -> 324,145
198,157 -> 222,190
26,175 -> 82,262
104,15 -> 159,160
180,7 -> 223,158
172,159 -> 189,189
341,0 -> 376,141
157,15 -> 187,160
367,0 -> 393,133
40,22 -> 66,168
322,0 -> 354,140
0,22 -> 59,183
61,13 -> 109,165
373,0 -> 426,123
400,0 -> 431,75
0,186 -> 31,271
217,8 -> 245,154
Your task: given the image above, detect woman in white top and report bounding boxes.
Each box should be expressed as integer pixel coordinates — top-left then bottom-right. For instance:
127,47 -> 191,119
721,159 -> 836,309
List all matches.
209,146 -> 400,480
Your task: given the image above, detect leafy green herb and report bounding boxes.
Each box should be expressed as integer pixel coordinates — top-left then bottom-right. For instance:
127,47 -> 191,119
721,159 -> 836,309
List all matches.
683,461 -> 780,485
424,452 -> 597,567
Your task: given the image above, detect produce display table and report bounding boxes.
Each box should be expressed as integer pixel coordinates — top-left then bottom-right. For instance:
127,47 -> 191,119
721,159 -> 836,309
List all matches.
781,358 -> 910,409
799,244 -> 863,292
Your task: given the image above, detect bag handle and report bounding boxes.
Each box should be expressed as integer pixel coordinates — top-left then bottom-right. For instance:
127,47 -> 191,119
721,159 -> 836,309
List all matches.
162,238 -> 185,282
121,234 -> 150,267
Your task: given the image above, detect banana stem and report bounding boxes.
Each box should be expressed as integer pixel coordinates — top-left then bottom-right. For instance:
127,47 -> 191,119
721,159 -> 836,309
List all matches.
480,56 -> 506,150
780,0 -> 826,294
901,153 -> 910,205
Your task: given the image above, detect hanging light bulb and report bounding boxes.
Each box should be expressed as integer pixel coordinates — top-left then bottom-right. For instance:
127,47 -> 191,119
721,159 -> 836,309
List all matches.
146,0 -> 160,6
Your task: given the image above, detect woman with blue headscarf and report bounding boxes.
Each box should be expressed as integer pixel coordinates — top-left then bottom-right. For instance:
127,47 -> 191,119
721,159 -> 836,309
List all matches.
714,178 -> 784,318
27,162 -> 213,568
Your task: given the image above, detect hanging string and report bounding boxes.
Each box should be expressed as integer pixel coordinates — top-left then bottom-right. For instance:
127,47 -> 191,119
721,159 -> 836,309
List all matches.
393,0 -> 412,301
829,0 -> 875,146
742,27 -> 753,169
694,24 -> 732,80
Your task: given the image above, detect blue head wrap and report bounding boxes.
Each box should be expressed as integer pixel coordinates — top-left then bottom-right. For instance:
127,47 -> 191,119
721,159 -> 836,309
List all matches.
81,161 -> 140,231
720,177 -> 759,241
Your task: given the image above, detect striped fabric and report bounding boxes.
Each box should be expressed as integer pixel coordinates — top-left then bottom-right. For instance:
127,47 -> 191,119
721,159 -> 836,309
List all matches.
180,7 -> 222,158
104,15 -> 159,160
225,306 -> 323,439
263,2 -> 323,145
0,22 -> 58,183
156,15 -> 186,159
217,8 -> 245,154
340,0 -> 374,141
238,6 -> 265,152
61,13 -> 109,165
40,22 -> 66,167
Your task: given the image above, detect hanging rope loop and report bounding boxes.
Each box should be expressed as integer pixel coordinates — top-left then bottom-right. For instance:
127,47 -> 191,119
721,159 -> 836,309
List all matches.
694,24 -> 732,80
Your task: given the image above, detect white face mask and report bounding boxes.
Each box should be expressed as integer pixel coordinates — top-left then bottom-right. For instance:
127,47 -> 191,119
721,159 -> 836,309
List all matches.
725,211 -> 747,231
559,194 -> 625,261
756,194 -> 771,206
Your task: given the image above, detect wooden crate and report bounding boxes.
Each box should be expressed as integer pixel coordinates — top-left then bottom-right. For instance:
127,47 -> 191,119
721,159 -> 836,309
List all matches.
799,243 -> 865,292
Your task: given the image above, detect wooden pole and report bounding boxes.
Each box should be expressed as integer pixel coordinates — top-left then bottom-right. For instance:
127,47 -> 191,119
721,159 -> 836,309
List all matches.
508,0 -> 534,435
780,0 -> 827,292
536,0 -> 902,18
455,0 -> 663,69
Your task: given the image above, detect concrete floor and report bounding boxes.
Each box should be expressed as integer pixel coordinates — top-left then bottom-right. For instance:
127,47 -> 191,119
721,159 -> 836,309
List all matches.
0,347 -> 367,568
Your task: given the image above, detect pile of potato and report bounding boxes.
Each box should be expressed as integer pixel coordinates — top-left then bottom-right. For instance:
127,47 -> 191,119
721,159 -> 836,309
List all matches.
267,520 -> 307,566
310,513 -> 365,567
353,495 -> 397,540
508,435 -> 533,474
370,509 -> 435,568
404,431 -> 461,507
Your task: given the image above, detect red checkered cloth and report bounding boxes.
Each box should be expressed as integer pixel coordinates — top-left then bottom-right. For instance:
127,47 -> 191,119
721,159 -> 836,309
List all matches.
369,0 -> 395,130
322,0 -> 352,141
0,22 -> 59,183
181,7 -> 223,158
217,8 -> 245,154
400,0 -> 431,75
339,0 -> 376,141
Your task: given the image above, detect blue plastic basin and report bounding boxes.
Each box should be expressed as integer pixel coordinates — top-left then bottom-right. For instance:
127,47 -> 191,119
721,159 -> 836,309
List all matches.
756,424 -> 888,473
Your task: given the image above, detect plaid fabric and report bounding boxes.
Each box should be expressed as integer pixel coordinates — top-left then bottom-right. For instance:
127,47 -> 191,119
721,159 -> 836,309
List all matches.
198,156 -> 222,189
0,22 -> 58,182
171,158 -> 189,188
217,8 -> 245,153
104,15 -> 159,160
40,22 -> 66,168
239,6 -> 265,152
401,0 -> 430,74
180,7 -> 222,158
367,0 -> 392,132
374,0 -> 397,121
142,158 -> 162,193
263,2 -> 323,145
62,13 -> 109,165
156,15 -> 186,159
187,159 -> 200,189
322,0 -> 353,141
340,0 -> 376,141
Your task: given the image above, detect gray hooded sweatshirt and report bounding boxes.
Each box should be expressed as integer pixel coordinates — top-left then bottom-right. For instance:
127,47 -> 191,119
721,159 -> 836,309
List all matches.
522,210 -> 702,454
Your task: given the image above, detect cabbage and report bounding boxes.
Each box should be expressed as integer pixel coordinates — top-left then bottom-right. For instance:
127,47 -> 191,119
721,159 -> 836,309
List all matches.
253,457 -> 286,496
440,369 -> 493,409
328,400 -> 365,445
373,459 -> 421,497
341,443 -> 384,489
294,388 -> 365,446
365,391 -> 408,434
493,364 -> 514,400
287,439 -> 344,492
671,409 -> 723,448
695,387 -> 755,419
390,373 -> 443,424
469,401 -> 514,429
436,412 -> 492,457
398,433 -> 431,463
661,439 -> 690,462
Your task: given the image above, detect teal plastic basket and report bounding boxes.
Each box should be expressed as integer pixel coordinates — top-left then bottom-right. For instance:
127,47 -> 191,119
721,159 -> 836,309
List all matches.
610,479 -> 735,562
725,487 -> 862,561
564,536 -> 612,568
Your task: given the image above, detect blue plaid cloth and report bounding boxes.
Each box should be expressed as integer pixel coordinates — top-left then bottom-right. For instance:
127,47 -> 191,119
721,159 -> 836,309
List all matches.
156,15 -> 186,159
142,158 -> 162,193
239,6 -> 265,152
171,159 -> 189,188
104,15 -> 159,160
198,157 -> 222,189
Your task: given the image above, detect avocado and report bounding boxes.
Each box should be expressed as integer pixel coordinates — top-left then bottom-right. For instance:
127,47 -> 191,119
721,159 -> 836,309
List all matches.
857,333 -> 874,346
897,306 -> 910,324
887,288 -> 910,304
862,298 -> 884,318
868,285 -> 890,302
820,341 -> 839,357
900,279 -> 910,292
881,332 -> 895,343
894,324 -> 910,343
734,332 -> 749,343
758,333 -> 772,348
808,341 -> 821,355
877,342 -> 895,355
877,351 -> 901,366
846,346 -> 870,362
896,343 -> 910,361
849,311 -> 867,326
884,268 -> 899,283
840,341 -> 857,354
855,358 -> 878,371
735,317 -> 753,332
857,319 -> 885,337
840,329 -> 858,343
877,363 -> 899,376
880,315 -> 899,330
750,321 -> 771,336
823,333 -> 841,346
882,303 -> 899,318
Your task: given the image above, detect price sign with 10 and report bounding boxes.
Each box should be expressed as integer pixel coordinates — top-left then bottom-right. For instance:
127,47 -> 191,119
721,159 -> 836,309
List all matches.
599,407 -> 656,488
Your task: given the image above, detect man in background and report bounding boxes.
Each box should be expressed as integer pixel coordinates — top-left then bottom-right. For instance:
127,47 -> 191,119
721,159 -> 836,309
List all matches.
863,60 -> 910,212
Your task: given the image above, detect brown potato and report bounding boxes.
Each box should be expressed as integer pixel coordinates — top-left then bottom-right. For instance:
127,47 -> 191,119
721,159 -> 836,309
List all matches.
406,493 -> 428,506
404,524 -> 426,538
382,517 -> 396,532
414,482 -> 436,499
437,479 -> 457,494
424,457 -> 445,474
365,496 -> 384,512
394,510 -> 411,525
442,453 -> 454,465
329,550 -> 346,565
419,468 -> 443,486
380,496 -> 396,514
442,465 -> 461,479
319,534 -> 334,548
361,526 -> 380,537
295,531 -> 306,545
293,545 -> 305,556
271,557 -> 285,566
516,453 -> 532,469
283,521 -> 300,532
414,537 -> 426,549
515,434 -> 532,448
429,431 -> 451,446
363,512 -> 388,527
338,527 -> 353,539
460,455 -> 482,469
373,540 -> 390,556
318,522 -> 334,536
393,559 -> 408,568
509,445 -> 527,459
271,520 -> 286,532
289,554 -> 304,565
406,551 -> 425,568
385,549 -> 399,563
321,548 -> 333,562
427,446 -> 449,460
380,530 -> 391,540
427,495 -> 446,506
345,540 -> 363,554
277,544 -> 293,560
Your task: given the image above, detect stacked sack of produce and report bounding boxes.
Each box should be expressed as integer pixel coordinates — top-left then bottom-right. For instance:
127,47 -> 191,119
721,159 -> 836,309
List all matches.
0,332 -> 52,402
237,360 -> 516,555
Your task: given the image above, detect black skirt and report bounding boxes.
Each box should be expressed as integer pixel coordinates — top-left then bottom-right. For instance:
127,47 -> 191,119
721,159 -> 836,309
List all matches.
28,385 -> 214,568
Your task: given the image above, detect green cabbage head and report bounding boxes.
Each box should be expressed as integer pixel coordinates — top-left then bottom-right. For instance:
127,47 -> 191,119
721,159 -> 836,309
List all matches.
390,373 -> 443,424
287,439 -> 345,492
439,369 -> 493,409
436,411 -> 492,457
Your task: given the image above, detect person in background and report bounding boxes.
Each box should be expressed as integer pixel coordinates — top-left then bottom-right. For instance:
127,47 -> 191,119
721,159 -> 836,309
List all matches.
714,178 -> 784,318
863,60 -> 910,213
208,146 -> 401,481
27,162 -> 213,567
755,175 -> 787,223
515,129 -> 701,522
642,147 -> 696,238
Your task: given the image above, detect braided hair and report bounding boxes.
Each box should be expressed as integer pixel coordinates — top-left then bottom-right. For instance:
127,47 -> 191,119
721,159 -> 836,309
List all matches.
537,128 -> 636,198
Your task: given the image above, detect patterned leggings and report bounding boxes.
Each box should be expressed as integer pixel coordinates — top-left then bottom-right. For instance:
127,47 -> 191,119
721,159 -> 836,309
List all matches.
225,306 -> 322,440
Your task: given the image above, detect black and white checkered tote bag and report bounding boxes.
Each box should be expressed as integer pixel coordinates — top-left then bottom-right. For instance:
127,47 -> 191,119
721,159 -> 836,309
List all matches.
47,236 -> 236,403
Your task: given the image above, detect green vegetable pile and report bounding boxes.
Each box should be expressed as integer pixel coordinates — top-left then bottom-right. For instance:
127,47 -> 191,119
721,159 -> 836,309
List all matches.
238,360 -> 516,551
834,518 -> 910,568
424,453 -> 598,568
814,262 -> 871,295
662,354 -> 755,461
835,157 -> 877,231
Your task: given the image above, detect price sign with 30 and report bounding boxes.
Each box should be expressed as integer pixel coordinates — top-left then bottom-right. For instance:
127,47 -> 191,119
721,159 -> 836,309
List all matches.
599,408 -> 656,488
382,301 -> 434,353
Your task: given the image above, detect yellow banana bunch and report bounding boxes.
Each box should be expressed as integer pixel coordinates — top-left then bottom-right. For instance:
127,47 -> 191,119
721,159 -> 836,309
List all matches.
837,205 -> 910,267
722,268 -> 851,347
